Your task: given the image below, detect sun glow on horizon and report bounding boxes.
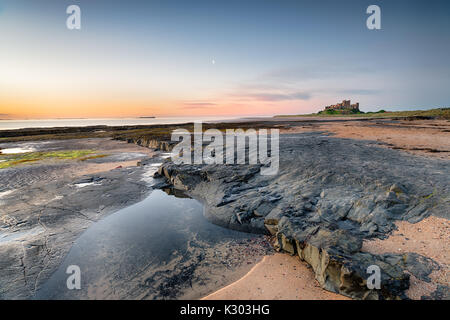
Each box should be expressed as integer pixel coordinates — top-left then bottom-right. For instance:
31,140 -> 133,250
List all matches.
1,1 -> 449,119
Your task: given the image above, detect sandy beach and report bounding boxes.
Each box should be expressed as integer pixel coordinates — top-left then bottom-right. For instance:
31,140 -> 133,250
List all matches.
1,0 -> 449,307
203,253 -> 349,300
0,117 -> 448,300
363,216 -> 449,299
282,118 -> 450,159
201,118 -> 449,300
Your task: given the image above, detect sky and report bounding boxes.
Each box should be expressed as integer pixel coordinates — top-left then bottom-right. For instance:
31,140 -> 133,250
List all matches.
0,0 -> 449,119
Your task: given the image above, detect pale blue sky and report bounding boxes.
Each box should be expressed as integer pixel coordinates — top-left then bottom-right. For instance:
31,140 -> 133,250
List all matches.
0,0 -> 449,118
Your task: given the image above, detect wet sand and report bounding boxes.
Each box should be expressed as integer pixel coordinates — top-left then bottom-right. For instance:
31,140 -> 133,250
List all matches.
363,216 -> 449,299
203,253 -> 349,300
282,119 -> 450,159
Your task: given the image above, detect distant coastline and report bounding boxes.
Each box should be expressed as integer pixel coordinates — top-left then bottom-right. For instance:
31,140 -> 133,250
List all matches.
275,107 -> 450,119
0,116 -> 237,131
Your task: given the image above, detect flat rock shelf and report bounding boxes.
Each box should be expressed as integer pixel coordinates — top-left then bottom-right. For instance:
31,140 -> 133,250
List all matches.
153,132 -> 449,300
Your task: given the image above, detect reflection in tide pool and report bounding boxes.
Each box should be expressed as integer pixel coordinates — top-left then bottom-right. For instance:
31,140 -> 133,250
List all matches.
34,189 -> 265,300
0,147 -> 36,154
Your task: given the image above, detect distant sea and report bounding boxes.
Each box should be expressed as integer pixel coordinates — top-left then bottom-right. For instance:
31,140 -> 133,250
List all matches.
0,117 -> 239,131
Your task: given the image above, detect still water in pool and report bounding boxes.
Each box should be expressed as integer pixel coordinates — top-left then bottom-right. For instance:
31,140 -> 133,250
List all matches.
34,189 -> 266,300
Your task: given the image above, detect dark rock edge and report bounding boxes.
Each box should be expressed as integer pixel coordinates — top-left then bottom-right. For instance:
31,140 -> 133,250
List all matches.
130,133 -> 449,300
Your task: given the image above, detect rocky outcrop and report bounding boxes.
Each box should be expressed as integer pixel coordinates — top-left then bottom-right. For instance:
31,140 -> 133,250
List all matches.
122,137 -> 175,152
151,132 -> 449,299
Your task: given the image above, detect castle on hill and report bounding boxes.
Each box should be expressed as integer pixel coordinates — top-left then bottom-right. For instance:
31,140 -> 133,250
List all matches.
324,100 -> 360,113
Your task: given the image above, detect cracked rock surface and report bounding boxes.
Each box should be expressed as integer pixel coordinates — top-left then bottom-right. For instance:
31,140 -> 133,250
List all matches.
0,139 -> 154,299
156,132 -> 449,299
0,167 -> 151,299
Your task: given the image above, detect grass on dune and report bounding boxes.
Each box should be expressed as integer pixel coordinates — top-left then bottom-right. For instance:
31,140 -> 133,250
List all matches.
0,150 -> 103,169
275,107 -> 450,119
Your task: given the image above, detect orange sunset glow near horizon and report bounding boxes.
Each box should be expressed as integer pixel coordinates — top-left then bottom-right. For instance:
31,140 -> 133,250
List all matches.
1,1 -> 449,120
0,94 -> 324,119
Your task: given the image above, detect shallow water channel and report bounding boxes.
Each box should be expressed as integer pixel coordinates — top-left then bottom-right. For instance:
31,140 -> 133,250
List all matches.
34,187 -> 268,300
